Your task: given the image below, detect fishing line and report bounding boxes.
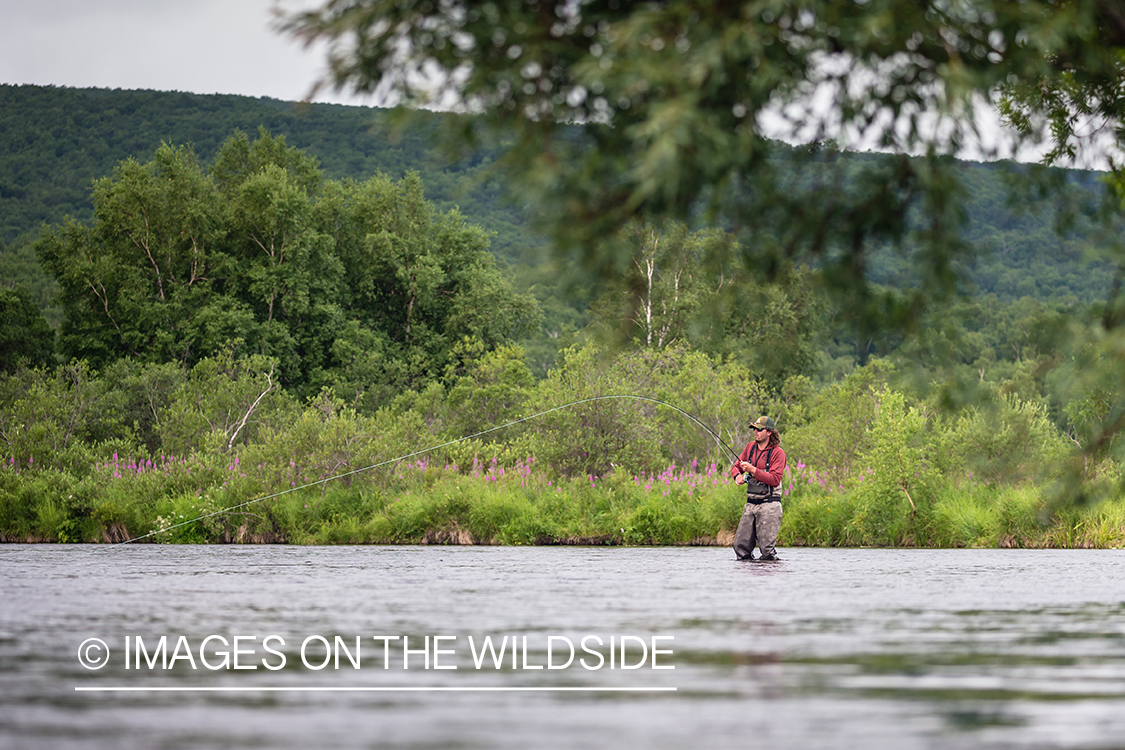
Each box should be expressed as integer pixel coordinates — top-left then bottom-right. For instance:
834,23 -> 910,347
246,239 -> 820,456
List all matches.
105,395 -> 743,547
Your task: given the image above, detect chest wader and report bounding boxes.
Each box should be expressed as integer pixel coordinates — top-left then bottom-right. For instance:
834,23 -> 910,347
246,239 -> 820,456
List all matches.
743,446 -> 778,504
734,445 -> 783,561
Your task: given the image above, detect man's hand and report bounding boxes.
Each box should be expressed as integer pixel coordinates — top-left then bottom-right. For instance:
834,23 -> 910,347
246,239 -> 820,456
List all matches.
734,472 -> 745,485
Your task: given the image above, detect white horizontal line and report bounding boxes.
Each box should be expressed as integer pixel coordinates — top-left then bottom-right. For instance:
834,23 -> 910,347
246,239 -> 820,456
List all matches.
75,686 -> 677,693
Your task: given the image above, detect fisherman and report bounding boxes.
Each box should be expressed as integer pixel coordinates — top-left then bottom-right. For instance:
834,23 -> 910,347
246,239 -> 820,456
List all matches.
731,416 -> 787,561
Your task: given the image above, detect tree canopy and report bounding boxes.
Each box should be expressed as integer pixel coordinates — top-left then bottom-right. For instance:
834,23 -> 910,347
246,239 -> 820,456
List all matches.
34,131 -> 541,406
279,1 -> 1123,307
280,0 -> 1125,495
0,83 -> 1112,335
0,286 -> 54,373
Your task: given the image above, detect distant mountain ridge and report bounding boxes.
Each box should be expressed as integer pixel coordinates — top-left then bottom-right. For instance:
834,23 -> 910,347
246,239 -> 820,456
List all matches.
0,83 -> 537,255
0,82 -> 1114,314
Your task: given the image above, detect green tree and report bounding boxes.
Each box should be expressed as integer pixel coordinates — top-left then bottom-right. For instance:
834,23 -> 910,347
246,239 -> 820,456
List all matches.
36,131 -> 536,403
157,351 -> 294,456
933,391 -> 1064,487
97,359 -> 187,454
598,221 -> 718,349
315,172 -> 541,396
210,127 -> 323,198
0,361 -> 120,472
845,389 -> 932,546
223,162 -> 344,387
36,143 -> 235,366
702,263 -> 828,383
589,221 -> 826,382
444,343 -> 537,438
998,2 -> 1125,170
0,286 -> 54,372
786,359 -> 897,485
278,1 -> 1125,493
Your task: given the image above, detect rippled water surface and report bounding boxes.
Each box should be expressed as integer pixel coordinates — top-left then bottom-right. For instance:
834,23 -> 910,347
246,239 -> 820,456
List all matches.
3,545 -> 1125,749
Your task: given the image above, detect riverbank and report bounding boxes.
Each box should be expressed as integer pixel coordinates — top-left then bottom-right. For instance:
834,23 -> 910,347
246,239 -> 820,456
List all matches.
4,456 -> 1123,548
6,348 -> 1121,548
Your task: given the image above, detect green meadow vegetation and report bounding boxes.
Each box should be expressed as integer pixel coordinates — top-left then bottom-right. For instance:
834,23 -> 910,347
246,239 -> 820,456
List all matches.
2,342 -> 1122,548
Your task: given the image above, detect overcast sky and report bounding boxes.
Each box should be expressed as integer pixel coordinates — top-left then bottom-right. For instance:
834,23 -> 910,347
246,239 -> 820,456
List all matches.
0,0 -> 370,106
0,0 -> 1113,170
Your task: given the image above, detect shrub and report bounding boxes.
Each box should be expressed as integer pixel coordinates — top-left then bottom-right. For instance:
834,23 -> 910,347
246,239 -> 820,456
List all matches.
932,392 -> 1064,486
843,390 -> 934,546
786,360 -> 896,485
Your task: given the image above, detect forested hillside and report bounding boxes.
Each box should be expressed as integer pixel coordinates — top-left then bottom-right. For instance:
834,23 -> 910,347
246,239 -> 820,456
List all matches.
0,84 -> 535,251
0,83 -> 1117,386
6,0 -> 1125,548
0,84 -> 1113,312
0,84 -> 550,327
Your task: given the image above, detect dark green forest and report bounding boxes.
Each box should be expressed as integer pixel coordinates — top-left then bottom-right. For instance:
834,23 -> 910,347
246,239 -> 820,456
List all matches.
0,87 -> 1112,301
0,85 -> 538,253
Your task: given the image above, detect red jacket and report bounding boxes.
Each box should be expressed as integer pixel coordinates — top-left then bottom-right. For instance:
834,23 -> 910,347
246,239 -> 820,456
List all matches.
729,442 -> 787,488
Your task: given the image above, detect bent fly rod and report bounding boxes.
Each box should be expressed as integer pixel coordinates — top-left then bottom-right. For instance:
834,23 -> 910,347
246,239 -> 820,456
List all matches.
106,395 -> 743,547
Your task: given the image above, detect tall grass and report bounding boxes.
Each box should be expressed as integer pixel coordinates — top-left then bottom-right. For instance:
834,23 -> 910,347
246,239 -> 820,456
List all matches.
6,449 -> 1124,547
0,450 -> 752,545
4,351 -> 1124,547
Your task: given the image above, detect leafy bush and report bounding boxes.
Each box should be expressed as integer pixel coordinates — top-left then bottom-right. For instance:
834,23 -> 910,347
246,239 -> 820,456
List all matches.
518,345 -> 666,477
0,362 -> 131,473
158,351 -> 296,456
786,360 -> 896,485
932,392 -> 1064,485
843,390 -> 934,546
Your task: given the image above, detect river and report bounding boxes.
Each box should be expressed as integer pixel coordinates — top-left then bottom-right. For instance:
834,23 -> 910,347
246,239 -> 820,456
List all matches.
2,545 -> 1125,748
